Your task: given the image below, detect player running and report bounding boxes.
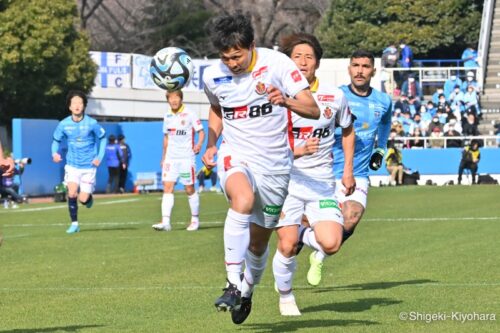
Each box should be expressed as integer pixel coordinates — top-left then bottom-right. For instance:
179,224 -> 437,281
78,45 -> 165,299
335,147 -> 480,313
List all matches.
153,90 -> 205,232
51,90 -> 106,234
201,13 -> 319,324
271,33 -> 355,316
302,50 -> 392,286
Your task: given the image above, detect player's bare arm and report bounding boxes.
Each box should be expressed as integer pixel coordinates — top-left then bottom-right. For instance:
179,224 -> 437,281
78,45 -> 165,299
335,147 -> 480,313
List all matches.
92,159 -> 100,167
194,129 -> 205,154
293,137 -> 320,158
160,134 -> 168,167
202,105 -> 222,169
274,87 -> 319,120
341,124 -> 356,195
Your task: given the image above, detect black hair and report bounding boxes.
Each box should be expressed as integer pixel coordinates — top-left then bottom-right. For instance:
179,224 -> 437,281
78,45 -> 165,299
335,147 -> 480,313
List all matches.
209,12 -> 254,51
66,90 -> 88,112
109,135 -> 116,143
118,134 -> 125,141
350,49 -> 375,65
280,33 -> 323,61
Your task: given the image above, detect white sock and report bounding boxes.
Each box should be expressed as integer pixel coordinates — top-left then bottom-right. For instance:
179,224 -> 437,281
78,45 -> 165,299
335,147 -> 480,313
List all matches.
272,249 -> 296,295
71,221 -> 79,226
241,246 -> 269,298
161,193 -> 174,225
315,251 -> 326,261
224,209 -> 251,289
280,292 -> 296,303
188,193 -> 199,223
302,227 -> 327,259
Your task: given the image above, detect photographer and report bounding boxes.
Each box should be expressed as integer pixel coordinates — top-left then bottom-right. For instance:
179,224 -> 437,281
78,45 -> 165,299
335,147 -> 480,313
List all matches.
458,140 -> 480,185
0,156 -> 29,206
385,140 -> 404,186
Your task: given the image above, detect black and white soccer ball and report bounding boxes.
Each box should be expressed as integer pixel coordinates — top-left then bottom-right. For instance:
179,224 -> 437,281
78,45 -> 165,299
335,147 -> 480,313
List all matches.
150,47 -> 193,91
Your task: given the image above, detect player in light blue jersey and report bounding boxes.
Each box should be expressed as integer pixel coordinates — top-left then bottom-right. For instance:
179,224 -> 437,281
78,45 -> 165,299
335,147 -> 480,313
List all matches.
302,50 -> 392,286
51,90 -> 106,234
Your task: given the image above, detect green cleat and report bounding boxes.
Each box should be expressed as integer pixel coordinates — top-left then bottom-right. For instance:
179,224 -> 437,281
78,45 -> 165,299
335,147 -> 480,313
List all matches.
307,251 -> 323,286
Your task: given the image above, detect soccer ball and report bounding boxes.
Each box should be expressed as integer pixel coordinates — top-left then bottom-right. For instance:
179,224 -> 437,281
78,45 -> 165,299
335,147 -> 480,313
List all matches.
150,47 -> 193,91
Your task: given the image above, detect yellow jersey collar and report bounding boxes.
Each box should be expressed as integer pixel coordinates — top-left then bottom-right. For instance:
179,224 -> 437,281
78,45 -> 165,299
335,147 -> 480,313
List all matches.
245,49 -> 257,73
310,78 -> 319,93
171,104 -> 185,114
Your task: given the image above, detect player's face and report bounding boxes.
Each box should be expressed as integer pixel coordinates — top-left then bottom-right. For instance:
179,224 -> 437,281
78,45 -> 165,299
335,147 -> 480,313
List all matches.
290,43 -> 318,84
348,57 -> 375,89
219,44 -> 255,75
167,93 -> 182,111
69,96 -> 85,116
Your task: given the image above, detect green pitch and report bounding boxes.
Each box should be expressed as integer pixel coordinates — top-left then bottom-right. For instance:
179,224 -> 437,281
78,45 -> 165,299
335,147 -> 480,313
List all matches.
1,186 -> 499,332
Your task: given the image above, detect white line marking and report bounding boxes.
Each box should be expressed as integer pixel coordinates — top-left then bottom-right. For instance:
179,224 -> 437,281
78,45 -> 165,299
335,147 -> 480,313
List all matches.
0,198 -> 140,214
364,217 -> 500,222
2,221 -> 225,228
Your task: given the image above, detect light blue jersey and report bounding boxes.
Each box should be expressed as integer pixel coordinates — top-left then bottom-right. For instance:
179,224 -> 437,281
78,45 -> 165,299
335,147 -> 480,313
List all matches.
52,115 -> 106,169
333,85 -> 392,179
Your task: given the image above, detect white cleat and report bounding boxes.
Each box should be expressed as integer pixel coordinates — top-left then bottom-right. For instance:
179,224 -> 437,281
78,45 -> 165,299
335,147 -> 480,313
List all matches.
279,298 -> 301,316
186,221 -> 199,231
152,223 -> 172,231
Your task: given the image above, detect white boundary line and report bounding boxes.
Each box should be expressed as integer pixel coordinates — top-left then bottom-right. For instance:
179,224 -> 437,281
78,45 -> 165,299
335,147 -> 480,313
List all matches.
0,198 -> 140,214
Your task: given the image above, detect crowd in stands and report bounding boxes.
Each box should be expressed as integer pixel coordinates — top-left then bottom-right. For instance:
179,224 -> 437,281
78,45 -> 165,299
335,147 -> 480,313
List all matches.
381,42 -> 485,149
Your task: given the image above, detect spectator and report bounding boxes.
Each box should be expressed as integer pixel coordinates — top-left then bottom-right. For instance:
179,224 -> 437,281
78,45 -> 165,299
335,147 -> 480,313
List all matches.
448,85 -> 465,114
399,39 -> 413,68
429,127 -> 445,148
458,140 -> 480,184
461,45 -> 479,68
461,71 -> 480,93
444,118 -> 462,135
426,101 -> 437,117
428,116 -> 443,133
432,87 -> 445,105
117,134 -> 131,193
400,75 -> 422,100
394,94 -> 411,115
399,111 -> 415,135
463,85 -> 480,116
444,73 -> 463,100
105,135 -> 124,193
381,44 -> 399,93
436,94 -> 450,114
444,123 -> 463,148
0,159 -> 26,207
462,113 -> 480,137
408,127 -> 425,148
197,165 -> 218,193
418,107 -> 432,134
0,139 -> 14,177
385,140 -> 404,185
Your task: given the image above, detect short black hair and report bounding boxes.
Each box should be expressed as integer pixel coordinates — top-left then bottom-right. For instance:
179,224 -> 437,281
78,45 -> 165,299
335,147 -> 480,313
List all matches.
66,90 -> 88,112
209,12 -> 254,51
280,33 -> 323,61
350,49 -> 375,65
118,134 -> 125,141
109,135 -> 116,143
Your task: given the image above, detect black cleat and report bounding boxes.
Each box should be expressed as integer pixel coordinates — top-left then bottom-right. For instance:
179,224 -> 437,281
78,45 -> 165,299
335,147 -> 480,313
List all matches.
231,293 -> 252,324
214,280 -> 241,312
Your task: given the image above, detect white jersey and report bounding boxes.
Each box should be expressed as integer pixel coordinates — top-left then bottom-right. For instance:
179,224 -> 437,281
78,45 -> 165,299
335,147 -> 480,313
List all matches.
163,105 -> 203,160
203,47 -> 309,174
291,80 -> 352,181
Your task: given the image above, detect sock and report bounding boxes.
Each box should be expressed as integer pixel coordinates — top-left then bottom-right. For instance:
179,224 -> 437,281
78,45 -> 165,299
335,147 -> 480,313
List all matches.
224,209 -> 251,289
71,221 -> 78,226
241,246 -> 269,298
272,249 -> 296,296
161,193 -> 174,225
68,197 -> 78,222
188,193 -> 199,223
342,227 -> 354,244
301,227 -> 327,258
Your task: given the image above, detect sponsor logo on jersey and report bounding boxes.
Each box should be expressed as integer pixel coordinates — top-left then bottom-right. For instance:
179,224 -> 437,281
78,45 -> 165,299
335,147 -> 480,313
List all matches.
252,66 -> 268,80
223,103 -> 273,120
319,199 -> 340,210
213,76 -> 233,84
323,106 -> 333,119
291,69 -> 302,82
255,81 -> 266,95
317,94 -> 335,102
167,128 -> 187,135
223,106 -> 248,120
292,126 -> 331,139
263,205 -> 282,216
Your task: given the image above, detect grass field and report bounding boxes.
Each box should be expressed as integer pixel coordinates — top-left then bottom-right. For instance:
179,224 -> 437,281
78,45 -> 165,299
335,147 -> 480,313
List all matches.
1,186 -> 499,333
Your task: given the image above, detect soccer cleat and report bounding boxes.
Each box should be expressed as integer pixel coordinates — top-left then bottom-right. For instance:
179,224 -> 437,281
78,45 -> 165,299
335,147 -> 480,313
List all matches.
66,224 -> 80,234
279,298 -> 301,316
214,280 -> 241,312
186,221 -> 199,231
84,196 -> 93,208
152,223 -> 172,231
231,293 -> 252,324
307,251 -> 323,286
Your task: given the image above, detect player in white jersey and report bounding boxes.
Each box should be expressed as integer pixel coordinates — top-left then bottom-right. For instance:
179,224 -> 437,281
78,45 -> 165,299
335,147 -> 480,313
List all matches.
201,13 -> 320,324
152,90 -> 205,232
272,33 -> 355,316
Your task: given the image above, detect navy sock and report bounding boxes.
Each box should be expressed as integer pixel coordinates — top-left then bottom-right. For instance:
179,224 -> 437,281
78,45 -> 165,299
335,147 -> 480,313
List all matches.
342,228 -> 354,244
68,197 -> 78,222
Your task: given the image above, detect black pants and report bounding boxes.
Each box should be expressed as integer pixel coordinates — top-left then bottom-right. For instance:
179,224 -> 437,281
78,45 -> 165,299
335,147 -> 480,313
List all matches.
119,166 -> 128,191
458,161 -> 478,184
0,186 -> 24,203
107,167 -> 120,193
197,172 -> 217,188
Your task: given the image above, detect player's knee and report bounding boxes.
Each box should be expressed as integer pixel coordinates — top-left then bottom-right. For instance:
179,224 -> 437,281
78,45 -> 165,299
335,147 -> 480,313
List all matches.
319,238 -> 341,255
277,238 -> 297,257
230,196 -> 254,214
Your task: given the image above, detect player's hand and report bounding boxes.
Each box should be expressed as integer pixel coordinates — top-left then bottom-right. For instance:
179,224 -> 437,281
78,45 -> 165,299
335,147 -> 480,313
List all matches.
193,144 -> 202,154
1,157 -> 14,177
202,146 -> 217,169
304,137 -> 320,155
266,85 -> 286,107
52,153 -> 62,163
341,173 -> 356,196
369,148 -> 385,171
92,159 -> 100,167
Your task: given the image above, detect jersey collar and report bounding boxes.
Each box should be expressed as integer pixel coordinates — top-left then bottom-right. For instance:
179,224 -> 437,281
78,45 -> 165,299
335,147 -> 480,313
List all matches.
245,49 -> 257,73
310,78 -> 319,93
170,104 -> 185,115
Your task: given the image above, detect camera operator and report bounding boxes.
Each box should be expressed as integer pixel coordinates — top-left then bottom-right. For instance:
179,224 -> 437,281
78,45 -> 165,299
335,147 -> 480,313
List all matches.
0,139 -> 14,177
0,156 -> 28,206
385,140 -> 404,186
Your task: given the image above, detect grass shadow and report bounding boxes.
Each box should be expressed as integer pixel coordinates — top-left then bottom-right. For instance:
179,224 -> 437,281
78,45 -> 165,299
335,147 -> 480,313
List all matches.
301,297 -> 402,314
0,324 -> 104,333
242,319 -> 379,332
81,227 -> 139,232
308,279 -> 436,293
